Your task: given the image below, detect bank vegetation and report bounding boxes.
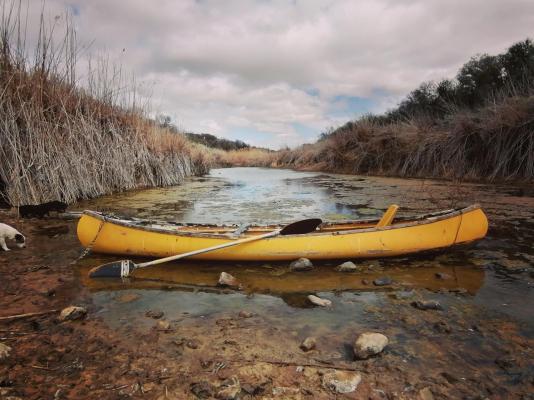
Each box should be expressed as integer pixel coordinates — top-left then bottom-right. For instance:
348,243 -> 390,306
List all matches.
224,39 -> 534,182
0,3 -> 209,207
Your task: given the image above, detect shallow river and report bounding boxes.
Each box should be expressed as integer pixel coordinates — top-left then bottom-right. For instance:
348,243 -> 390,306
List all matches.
71,167 -> 534,338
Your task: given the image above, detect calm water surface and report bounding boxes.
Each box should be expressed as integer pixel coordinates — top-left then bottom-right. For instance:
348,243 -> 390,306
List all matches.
74,168 -> 534,335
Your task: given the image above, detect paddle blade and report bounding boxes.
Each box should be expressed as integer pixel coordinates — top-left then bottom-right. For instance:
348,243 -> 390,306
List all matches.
89,260 -> 135,278
280,218 -> 322,235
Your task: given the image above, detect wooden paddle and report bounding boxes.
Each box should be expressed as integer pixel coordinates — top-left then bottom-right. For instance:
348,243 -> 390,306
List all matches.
88,218 -> 323,278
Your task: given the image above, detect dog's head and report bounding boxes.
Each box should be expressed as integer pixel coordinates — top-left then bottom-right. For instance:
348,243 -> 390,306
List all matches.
14,233 -> 26,248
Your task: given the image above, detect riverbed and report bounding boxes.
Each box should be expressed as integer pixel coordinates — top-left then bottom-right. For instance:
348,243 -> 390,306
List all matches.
2,167 -> 533,399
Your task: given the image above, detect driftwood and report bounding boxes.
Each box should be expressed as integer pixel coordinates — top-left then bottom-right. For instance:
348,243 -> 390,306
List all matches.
0,310 -> 58,322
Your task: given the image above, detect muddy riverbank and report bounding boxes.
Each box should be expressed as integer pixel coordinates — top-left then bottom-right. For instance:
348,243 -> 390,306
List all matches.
1,168 -> 533,399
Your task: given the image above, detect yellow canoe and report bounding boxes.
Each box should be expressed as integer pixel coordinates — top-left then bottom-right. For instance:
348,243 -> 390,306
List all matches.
76,205 -> 488,261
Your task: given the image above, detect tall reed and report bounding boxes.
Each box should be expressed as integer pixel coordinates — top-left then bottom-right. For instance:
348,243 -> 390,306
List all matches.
0,1 -> 206,206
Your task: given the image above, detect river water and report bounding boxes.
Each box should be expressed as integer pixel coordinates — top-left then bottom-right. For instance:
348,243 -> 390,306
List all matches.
69,167 -> 533,395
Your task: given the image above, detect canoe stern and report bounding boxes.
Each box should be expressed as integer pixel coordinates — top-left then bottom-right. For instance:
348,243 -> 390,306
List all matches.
455,206 -> 489,244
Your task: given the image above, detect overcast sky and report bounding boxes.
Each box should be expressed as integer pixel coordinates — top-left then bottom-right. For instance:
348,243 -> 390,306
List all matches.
37,0 -> 534,148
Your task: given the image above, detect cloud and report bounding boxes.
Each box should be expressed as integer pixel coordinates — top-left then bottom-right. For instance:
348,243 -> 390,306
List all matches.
33,0 -> 534,147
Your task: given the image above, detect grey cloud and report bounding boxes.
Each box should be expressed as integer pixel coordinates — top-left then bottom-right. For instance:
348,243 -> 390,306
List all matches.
38,0 -> 534,147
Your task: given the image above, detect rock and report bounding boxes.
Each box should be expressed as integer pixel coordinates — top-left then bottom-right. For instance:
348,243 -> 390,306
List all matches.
394,290 -> 415,300
308,294 -> 332,307
145,310 -> 164,319
336,261 -> 359,272
238,310 -> 253,318
435,272 -> 452,280
289,258 -> 314,271
190,381 -> 215,399
322,370 -> 362,394
218,272 -> 241,289
373,276 -> 393,286
157,320 -> 171,331
411,300 -> 443,310
433,321 -> 451,333
418,387 -> 434,400
353,332 -> 388,359
216,377 -> 240,400
58,306 -> 87,321
0,343 -> 12,360
300,337 -> 316,352
361,279 -> 370,285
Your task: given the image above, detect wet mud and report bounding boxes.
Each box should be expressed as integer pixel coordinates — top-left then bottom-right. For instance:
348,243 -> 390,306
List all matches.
1,167 -> 533,399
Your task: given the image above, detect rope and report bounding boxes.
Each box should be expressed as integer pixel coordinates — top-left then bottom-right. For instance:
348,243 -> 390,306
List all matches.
69,217 -> 106,265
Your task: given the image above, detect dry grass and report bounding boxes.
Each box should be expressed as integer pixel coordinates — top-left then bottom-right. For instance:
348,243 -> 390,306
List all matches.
0,2 -> 206,206
271,96 -> 534,182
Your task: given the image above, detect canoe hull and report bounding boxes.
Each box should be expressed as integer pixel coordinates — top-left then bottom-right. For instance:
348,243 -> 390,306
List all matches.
76,206 -> 488,261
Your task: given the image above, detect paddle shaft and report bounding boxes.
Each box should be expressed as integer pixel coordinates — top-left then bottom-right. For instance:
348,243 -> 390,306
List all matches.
136,229 -> 280,268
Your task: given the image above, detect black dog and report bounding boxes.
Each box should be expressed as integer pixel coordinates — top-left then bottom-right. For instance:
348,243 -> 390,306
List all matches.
18,201 -> 68,218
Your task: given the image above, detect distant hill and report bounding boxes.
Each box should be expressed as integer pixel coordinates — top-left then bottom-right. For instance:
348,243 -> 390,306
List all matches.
185,132 -> 251,151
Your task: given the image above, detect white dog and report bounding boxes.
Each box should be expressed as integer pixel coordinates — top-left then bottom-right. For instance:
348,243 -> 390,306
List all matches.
0,223 -> 26,251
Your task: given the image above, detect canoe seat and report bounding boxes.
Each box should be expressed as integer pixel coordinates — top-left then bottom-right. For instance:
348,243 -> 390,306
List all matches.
376,205 -> 399,227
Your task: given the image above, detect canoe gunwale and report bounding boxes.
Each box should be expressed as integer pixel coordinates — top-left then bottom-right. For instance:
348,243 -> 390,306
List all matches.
81,204 -> 482,239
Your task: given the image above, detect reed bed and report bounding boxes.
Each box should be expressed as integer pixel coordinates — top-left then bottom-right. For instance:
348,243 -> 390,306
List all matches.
0,2 -> 206,206
269,95 -> 534,182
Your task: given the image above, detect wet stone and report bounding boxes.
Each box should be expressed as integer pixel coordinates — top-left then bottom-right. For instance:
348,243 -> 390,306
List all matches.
218,272 -> 241,289
411,300 -> 443,310
373,276 -> 393,286
58,306 -> 87,321
353,332 -> 389,359
238,310 -> 253,318
289,257 -> 314,271
300,337 -> 317,352
394,290 -> 416,300
308,294 -> 332,307
322,370 -> 362,394
145,310 -> 164,319
336,261 -> 360,272
157,320 -> 171,331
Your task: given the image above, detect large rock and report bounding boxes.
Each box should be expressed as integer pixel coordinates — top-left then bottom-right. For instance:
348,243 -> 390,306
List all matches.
308,294 -> 332,307
322,370 -> 362,394
58,306 -> 87,321
289,258 -> 314,271
218,272 -> 241,289
0,343 -> 12,360
353,332 -> 388,359
335,261 -> 360,272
